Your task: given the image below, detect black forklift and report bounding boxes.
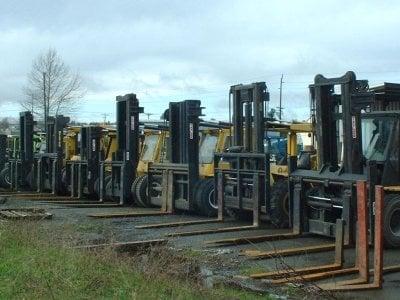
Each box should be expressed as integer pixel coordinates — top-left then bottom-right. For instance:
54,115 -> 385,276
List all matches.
146,100 -> 205,213
9,112 -> 36,191
0,134 -> 9,188
214,82 -> 270,224
35,115 -> 70,194
98,93 -> 143,205
67,126 -> 103,199
289,71 -> 400,247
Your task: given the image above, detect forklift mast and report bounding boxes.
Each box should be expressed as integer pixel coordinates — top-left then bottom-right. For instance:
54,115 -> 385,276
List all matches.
36,115 -> 70,194
9,111 -> 34,190
99,93 -> 143,204
290,71 -> 375,244
231,82 -> 268,152
46,115 -> 70,154
169,100 -> 201,171
213,82 -> 270,218
116,93 -> 143,199
19,111 -> 34,163
310,71 -> 373,174
0,135 -> 7,170
68,125 -> 103,198
147,100 -> 202,212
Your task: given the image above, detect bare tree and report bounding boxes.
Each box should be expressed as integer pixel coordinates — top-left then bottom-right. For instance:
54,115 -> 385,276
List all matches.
21,48 -> 85,123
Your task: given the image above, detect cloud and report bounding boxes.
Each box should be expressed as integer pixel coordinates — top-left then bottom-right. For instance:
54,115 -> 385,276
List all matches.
0,0 -> 400,121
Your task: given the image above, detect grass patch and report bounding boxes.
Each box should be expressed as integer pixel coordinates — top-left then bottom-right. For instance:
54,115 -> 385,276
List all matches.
0,222 -> 273,299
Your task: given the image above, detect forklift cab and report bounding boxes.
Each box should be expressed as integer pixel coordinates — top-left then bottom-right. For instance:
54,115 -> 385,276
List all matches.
362,113 -> 400,185
290,72 -> 400,248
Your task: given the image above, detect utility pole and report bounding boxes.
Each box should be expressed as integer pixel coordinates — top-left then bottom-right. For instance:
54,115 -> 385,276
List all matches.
102,113 -> 110,124
43,72 -> 47,132
144,113 -> 154,120
279,74 -> 284,120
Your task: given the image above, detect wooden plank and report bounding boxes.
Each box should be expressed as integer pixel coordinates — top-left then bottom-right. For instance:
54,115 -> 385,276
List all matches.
135,219 -> 221,229
10,210 -> 29,217
0,211 -> 17,219
0,208 -> 52,220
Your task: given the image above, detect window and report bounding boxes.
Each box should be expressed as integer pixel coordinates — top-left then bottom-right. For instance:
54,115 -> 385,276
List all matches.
141,134 -> 159,161
199,134 -> 218,164
363,118 -> 395,162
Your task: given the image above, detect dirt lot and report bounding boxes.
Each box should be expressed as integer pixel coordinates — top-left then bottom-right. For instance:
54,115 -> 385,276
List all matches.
1,195 -> 400,299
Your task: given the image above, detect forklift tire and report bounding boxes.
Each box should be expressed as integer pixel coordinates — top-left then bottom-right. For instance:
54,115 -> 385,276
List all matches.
103,175 -> 114,200
132,175 -> 145,207
25,170 -> 35,189
93,177 -> 100,197
269,179 -> 289,228
61,168 -> 70,192
130,176 -> 140,205
195,178 -> 217,217
0,167 -> 10,188
134,175 -> 151,207
383,194 -> 400,248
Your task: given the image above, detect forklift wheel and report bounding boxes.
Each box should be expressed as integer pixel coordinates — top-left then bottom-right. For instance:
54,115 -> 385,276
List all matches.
269,179 -> 289,228
195,178 -> 217,217
102,175 -> 114,200
132,175 -> 147,207
134,175 -> 151,207
93,177 -> 100,197
0,167 -> 10,188
384,194 -> 400,248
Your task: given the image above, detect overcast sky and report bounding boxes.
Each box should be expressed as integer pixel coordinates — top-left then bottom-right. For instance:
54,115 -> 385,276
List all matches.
1,0 -> 400,122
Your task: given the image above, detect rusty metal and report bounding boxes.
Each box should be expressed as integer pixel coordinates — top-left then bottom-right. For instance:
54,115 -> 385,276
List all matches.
87,211 -> 172,218
252,263 -> 342,280
244,243 -> 336,260
320,185 -> 387,291
162,171 -> 263,237
135,219 -> 222,229
250,219 -> 344,279
205,232 -> 299,246
165,225 -> 258,237
271,265 -> 400,285
266,181 -> 368,285
269,185 -> 400,290
39,201 -> 103,205
53,203 -> 121,208
6,193 -> 72,198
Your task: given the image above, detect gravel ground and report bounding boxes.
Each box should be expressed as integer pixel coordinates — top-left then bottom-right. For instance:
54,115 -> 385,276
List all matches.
1,194 -> 400,299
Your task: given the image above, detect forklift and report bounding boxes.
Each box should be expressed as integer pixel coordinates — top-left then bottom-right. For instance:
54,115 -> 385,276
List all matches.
9,112 -> 36,191
98,93 -> 143,205
289,71 -> 400,248
0,134 -> 9,188
35,115 -> 69,194
135,115 -> 231,215
213,82 -> 270,224
132,127 -> 169,207
67,125 -> 103,199
146,100 -> 203,213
